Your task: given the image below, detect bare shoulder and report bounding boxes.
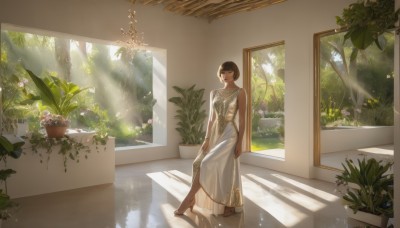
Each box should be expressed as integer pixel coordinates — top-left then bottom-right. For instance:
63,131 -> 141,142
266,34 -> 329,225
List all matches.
238,88 -> 247,97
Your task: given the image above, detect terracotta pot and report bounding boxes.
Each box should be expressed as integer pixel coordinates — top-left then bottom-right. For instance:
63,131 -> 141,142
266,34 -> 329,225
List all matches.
45,126 -> 67,138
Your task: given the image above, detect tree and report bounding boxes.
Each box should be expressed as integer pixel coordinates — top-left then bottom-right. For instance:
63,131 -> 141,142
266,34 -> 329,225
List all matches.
319,31 -> 394,126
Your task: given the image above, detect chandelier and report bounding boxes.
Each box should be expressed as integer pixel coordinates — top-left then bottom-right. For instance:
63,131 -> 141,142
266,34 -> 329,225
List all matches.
118,6 -> 146,56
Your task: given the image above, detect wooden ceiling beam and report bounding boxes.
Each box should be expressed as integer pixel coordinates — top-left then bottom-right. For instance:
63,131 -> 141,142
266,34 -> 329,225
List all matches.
130,0 -> 287,20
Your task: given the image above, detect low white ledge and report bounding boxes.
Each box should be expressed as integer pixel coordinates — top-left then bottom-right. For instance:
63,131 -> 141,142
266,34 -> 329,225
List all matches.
321,126 -> 393,153
6,136 -> 115,199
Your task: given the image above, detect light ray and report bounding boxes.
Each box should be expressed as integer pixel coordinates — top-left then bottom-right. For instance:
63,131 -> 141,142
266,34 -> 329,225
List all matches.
246,174 -> 326,212
357,146 -> 393,155
242,175 -> 307,227
271,174 -> 339,202
146,170 -> 191,201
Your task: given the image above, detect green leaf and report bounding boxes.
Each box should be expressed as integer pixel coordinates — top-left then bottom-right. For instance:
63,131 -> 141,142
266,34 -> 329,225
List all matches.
26,69 -> 61,113
0,169 -> 16,182
375,35 -> 387,50
350,27 -> 375,50
0,136 -> 13,152
349,48 -> 358,62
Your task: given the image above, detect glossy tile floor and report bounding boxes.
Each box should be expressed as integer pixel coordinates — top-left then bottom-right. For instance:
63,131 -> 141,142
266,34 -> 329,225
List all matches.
3,159 -> 375,228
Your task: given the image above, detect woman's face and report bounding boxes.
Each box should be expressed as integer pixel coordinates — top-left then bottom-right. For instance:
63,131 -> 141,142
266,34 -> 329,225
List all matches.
220,70 -> 235,83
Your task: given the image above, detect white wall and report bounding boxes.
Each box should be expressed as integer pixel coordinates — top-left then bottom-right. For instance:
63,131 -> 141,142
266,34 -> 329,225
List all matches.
0,0 -> 209,164
204,0 -> 355,178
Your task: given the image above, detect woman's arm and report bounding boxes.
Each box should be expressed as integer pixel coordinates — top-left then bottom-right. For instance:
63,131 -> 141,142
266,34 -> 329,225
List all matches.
235,88 -> 247,158
201,90 -> 216,153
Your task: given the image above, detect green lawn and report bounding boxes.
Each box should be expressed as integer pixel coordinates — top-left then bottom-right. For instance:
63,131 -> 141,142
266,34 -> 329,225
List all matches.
251,137 -> 284,151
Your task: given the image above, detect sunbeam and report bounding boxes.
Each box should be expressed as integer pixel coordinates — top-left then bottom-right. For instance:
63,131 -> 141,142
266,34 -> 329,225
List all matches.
271,174 -> 339,202
242,175 -> 307,227
146,170 -> 191,202
246,174 -> 327,212
357,146 -> 394,155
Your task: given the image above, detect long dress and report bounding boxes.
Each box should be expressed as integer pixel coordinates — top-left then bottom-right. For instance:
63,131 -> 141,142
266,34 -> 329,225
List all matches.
192,87 -> 244,215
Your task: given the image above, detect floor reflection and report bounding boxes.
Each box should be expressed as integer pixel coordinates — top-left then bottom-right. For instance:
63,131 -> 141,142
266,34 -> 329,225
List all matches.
3,159 -> 376,228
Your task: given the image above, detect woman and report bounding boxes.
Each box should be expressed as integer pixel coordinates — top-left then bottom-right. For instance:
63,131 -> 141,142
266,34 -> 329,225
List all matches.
174,61 -> 246,217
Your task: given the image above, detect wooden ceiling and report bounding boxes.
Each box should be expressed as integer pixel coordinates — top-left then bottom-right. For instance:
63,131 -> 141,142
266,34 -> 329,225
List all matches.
131,0 -> 286,21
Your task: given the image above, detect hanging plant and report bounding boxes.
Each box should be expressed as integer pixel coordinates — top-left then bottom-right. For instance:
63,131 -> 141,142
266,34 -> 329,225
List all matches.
336,0 -> 400,50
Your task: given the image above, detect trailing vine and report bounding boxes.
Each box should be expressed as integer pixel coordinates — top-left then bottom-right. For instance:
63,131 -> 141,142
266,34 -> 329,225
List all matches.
23,132 -> 108,172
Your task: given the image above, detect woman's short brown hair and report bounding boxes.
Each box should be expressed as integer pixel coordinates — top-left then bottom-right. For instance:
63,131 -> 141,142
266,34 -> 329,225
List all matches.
217,61 -> 240,81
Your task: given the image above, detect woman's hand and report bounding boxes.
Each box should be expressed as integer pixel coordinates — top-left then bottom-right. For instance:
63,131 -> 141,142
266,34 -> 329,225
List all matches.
234,141 -> 242,158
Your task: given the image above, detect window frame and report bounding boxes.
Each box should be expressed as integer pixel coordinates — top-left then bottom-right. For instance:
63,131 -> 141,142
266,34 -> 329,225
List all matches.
243,40 -> 285,154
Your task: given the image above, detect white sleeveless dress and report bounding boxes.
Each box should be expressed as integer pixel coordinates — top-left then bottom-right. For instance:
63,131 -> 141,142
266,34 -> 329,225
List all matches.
192,88 -> 244,215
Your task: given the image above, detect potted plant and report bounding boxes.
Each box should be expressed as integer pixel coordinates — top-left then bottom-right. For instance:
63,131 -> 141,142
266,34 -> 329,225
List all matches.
336,157 -> 393,227
18,69 -> 109,172
0,135 -> 25,221
39,112 -> 70,138
168,85 -> 207,158
23,69 -> 87,138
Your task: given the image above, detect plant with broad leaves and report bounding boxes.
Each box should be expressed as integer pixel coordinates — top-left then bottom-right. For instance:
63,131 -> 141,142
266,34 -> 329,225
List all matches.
23,69 -> 87,118
336,157 -> 394,217
336,0 -> 399,51
0,135 -> 24,220
168,85 -> 207,145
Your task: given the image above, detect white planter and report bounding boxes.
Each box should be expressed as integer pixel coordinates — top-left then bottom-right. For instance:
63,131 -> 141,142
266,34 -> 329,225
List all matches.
179,144 -> 201,159
345,207 -> 388,227
6,137 -> 115,198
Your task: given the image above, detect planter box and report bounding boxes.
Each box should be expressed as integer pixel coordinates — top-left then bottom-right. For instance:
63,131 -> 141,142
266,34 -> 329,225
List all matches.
345,207 -> 388,227
5,136 -> 115,198
179,144 -> 201,159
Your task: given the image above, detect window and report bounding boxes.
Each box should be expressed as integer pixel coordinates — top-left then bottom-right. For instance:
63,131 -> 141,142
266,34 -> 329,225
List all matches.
0,24 -> 166,148
314,29 -> 394,169
244,41 -> 285,158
